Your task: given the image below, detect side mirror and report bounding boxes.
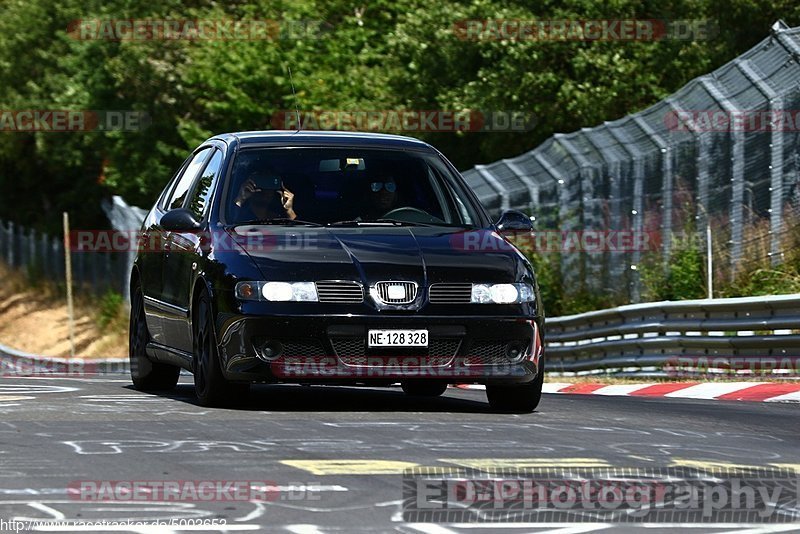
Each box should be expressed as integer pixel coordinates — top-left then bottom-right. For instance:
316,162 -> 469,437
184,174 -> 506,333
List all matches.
161,208 -> 201,232
495,210 -> 533,232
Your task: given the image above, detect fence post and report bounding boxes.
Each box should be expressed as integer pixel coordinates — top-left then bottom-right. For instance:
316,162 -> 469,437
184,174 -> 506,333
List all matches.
29,228 -> 37,278
8,221 -> 15,268
0,220 -> 6,265
63,213 -> 76,358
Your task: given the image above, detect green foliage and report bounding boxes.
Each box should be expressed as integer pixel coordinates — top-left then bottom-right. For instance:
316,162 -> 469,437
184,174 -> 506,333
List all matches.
639,232 -> 706,301
97,290 -> 124,329
721,220 -> 800,297
2,0 -> 800,233
526,251 -> 564,317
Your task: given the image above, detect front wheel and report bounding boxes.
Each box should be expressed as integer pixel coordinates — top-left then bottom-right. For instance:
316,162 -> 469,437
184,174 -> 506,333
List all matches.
193,290 -> 249,407
129,283 -> 180,391
485,364 -> 544,413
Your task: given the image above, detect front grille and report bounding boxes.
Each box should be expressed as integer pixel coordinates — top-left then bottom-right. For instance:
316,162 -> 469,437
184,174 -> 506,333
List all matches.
429,283 -> 473,304
282,340 -> 326,358
464,340 -> 529,366
373,281 -> 417,304
332,337 -> 461,367
331,337 -> 366,358
315,281 -> 364,303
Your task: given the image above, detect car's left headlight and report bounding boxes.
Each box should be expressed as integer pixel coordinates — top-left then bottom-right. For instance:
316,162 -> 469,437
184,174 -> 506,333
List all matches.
471,283 -> 534,304
235,281 -> 318,302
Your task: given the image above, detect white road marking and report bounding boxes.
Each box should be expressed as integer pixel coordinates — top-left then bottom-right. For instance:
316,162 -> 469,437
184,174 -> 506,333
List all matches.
712,527 -> 800,534
404,524 -> 458,534
0,385 -> 79,394
592,384 -> 651,396
27,501 -> 66,520
285,525 -> 326,534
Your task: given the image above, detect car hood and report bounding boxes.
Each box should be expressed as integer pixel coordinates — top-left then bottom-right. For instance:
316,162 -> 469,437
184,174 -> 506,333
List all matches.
226,225 -> 531,285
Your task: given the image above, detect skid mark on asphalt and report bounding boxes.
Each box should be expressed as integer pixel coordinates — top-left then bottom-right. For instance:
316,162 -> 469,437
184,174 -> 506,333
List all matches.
0,385 -> 78,394
0,395 -> 34,402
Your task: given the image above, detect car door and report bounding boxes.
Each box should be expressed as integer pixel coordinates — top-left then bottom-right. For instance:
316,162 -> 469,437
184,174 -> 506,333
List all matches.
161,147 -> 223,353
139,154 -> 194,345
157,147 -> 213,350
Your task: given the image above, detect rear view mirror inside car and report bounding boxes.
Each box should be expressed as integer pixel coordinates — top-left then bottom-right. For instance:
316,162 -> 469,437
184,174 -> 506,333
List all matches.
319,158 -> 366,172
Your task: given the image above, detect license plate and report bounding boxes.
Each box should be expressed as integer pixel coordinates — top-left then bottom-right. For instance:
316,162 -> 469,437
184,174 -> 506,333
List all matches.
368,329 -> 429,347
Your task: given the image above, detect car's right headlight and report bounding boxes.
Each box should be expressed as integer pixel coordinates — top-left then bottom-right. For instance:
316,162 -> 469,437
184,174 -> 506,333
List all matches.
471,283 -> 534,304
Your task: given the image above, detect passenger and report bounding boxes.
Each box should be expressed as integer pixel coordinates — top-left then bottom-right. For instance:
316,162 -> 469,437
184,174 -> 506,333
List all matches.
362,175 -> 398,220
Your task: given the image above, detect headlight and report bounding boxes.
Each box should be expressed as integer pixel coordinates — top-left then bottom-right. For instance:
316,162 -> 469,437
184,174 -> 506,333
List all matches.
471,283 -> 534,304
235,281 -> 318,302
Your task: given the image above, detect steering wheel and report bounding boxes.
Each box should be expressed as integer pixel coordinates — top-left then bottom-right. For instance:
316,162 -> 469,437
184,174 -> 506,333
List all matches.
382,207 -> 445,225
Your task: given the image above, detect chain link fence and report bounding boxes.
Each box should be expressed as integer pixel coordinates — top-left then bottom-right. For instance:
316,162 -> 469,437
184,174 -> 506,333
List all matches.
0,218 -> 128,297
462,21 -> 800,304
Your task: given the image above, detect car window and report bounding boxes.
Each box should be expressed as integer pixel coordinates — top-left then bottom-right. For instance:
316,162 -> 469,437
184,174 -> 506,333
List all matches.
223,147 -> 482,226
165,148 -> 211,211
187,149 -> 223,220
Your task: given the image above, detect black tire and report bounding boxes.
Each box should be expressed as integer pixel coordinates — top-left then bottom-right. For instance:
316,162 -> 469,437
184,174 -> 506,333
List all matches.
193,290 -> 249,407
129,283 -> 180,391
485,363 -> 544,413
401,380 -> 448,397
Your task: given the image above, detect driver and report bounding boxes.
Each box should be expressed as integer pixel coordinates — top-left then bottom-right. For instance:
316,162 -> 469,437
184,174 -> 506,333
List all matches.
362,175 -> 398,220
233,171 -> 296,221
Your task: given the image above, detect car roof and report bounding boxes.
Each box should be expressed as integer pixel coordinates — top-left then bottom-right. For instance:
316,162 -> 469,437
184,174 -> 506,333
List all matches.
208,130 -> 436,150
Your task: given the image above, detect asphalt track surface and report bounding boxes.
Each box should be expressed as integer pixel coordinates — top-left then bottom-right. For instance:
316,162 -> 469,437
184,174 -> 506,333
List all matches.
0,375 -> 798,533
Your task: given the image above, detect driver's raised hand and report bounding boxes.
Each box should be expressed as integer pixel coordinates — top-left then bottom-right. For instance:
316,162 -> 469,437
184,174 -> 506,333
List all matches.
234,179 -> 258,207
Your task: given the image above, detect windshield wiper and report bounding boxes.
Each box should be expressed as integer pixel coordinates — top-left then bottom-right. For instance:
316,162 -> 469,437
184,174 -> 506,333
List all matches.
234,218 -> 323,227
328,219 -> 434,227
374,218 -> 433,226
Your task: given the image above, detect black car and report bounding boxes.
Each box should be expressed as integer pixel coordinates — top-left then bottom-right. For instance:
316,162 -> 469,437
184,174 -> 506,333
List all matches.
129,131 -> 545,411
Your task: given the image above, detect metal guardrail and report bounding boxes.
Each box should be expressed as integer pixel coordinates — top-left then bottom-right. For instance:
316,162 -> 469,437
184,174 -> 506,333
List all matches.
545,294 -> 800,374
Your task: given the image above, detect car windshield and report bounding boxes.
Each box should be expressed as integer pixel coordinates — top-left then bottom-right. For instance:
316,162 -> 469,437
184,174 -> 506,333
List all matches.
223,147 -> 481,227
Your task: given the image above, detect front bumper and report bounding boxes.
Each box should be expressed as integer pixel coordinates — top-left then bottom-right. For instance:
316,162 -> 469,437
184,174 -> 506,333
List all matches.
216,313 -> 544,385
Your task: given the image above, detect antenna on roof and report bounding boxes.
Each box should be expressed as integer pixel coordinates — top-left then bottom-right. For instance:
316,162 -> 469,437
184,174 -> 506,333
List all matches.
287,66 -> 302,131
